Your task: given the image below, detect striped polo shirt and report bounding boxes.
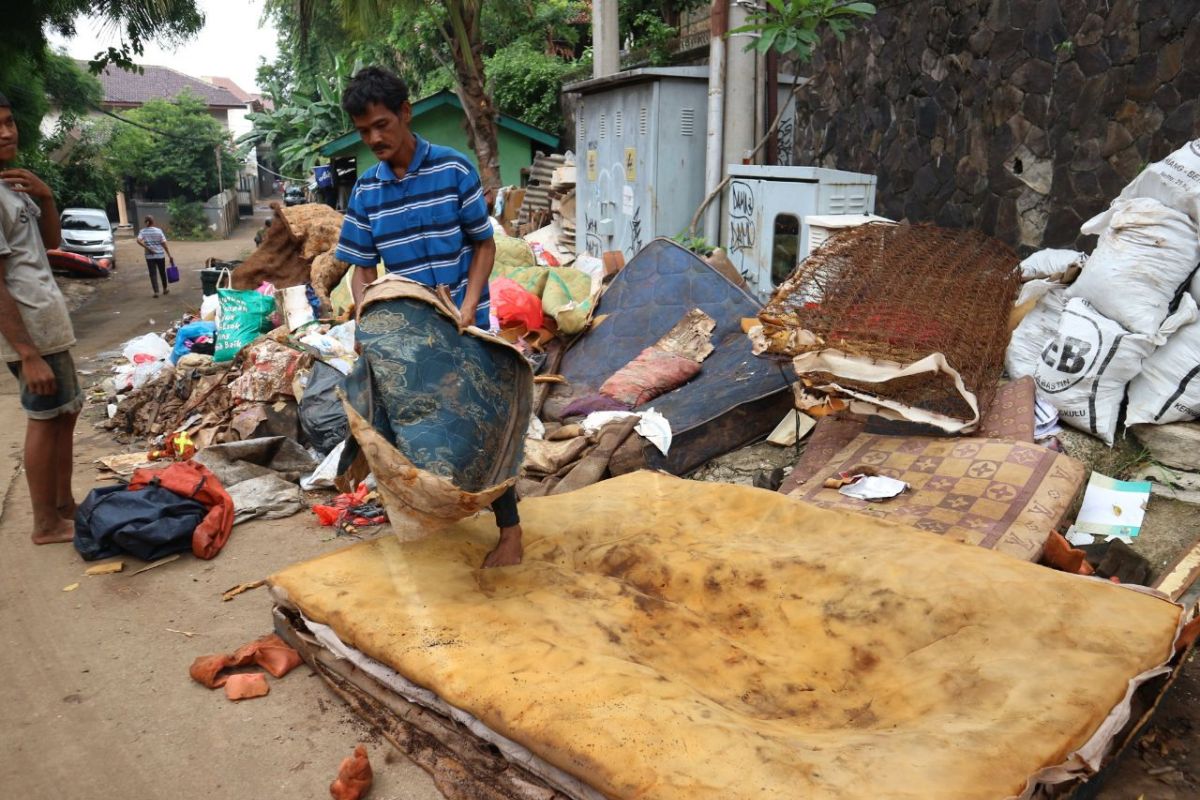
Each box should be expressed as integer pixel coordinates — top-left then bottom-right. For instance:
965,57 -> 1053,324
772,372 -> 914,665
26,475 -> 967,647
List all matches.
336,135 -> 494,327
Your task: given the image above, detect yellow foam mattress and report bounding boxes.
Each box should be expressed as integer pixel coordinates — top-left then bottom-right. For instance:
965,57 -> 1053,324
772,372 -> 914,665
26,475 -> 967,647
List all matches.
270,472 -> 1181,800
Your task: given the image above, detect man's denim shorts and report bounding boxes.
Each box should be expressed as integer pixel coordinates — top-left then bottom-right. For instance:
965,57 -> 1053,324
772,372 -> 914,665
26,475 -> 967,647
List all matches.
6,350 -> 84,420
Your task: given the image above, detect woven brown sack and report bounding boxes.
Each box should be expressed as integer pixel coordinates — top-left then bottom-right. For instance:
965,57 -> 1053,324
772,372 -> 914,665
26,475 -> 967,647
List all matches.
754,223 -> 1020,432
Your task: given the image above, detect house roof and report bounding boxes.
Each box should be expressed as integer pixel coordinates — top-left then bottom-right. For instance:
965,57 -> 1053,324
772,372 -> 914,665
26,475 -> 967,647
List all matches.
320,89 -> 560,156
88,62 -> 245,108
202,76 -> 253,103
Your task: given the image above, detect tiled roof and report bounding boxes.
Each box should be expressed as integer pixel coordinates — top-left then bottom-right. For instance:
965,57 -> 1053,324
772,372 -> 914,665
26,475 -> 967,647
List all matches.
202,76 -> 252,103
88,62 -> 245,108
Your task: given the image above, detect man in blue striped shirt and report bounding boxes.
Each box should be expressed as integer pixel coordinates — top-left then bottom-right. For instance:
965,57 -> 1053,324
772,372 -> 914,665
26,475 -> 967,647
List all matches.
336,68 -> 494,328
336,67 -> 523,568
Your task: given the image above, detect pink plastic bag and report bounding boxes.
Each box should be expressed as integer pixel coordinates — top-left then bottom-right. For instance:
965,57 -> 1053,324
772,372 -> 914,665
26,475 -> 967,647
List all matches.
490,277 -> 544,330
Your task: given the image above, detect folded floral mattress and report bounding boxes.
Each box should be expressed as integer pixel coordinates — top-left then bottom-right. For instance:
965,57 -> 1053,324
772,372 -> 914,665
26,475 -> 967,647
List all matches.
269,472 -> 1183,799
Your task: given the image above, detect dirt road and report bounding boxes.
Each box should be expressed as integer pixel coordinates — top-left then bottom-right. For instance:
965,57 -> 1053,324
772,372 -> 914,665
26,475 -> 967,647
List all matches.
0,213 -> 1195,798
0,215 -> 440,799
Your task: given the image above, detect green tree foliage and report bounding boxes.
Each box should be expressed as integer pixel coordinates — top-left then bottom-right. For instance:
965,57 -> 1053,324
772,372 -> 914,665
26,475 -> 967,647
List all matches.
731,0 -> 876,60
484,43 -> 576,134
4,50 -> 104,154
26,119 -> 119,210
107,92 -> 239,202
245,57 -> 357,177
7,0 -> 204,74
2,1 -> 204,145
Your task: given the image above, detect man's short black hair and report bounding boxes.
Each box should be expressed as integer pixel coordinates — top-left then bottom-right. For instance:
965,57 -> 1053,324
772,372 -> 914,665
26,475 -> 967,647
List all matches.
0,91 -> 10,109
341,67 -> 409,117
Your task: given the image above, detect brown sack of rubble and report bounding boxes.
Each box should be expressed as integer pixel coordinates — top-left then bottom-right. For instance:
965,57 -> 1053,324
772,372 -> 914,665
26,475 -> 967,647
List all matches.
311,249 -> 351,307
231,204 -> 310,290
281,203 -> 346,260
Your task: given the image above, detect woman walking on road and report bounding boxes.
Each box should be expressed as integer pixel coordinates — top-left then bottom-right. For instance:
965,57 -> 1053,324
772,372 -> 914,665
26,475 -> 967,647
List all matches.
136,215 -> 174,297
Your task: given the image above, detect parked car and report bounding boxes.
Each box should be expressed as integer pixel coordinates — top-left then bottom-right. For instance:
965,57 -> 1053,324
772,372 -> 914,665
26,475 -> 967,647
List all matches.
59,208 -> 116,267
284,187 -> 306,207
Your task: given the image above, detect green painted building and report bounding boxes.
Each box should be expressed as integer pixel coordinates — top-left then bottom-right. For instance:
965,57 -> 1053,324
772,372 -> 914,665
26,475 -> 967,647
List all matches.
320,90 -> 560,187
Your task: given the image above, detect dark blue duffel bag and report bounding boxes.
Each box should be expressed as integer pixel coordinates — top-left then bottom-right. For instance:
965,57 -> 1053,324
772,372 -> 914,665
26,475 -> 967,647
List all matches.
74,482 -> 208,562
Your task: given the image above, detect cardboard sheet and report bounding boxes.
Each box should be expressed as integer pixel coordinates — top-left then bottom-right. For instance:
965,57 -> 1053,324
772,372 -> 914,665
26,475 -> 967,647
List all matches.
270,472 -> 1180,800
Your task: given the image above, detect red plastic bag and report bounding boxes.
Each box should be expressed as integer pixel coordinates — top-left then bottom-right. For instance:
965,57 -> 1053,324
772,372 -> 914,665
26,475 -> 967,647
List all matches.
490,277 -> 544,331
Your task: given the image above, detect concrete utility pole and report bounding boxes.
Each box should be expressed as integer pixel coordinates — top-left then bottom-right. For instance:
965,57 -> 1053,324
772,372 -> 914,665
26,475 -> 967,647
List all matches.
593,0 -> 620,79
720,0 -> 758,246
703,1 -> 728,245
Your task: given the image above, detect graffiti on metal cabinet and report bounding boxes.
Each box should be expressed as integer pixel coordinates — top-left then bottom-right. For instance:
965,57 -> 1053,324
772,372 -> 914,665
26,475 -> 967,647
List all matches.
582,156 -> 636,257
729,180 -> 758,275
629,205 -> 644,255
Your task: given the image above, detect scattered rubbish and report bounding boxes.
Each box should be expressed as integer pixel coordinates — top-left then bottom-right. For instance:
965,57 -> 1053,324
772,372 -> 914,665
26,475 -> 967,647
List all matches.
1075,473 -> 1152,542
312,482 -> 386,532
62,583 -> 79,592
1034,394 -> 1062,440
1079,538 -> 1154,586
193,437 -> 314,524
95,453 -> 156,478
329,744 -> 373,800
581,409 -> 672,456
766,409 -> 816,447
1019,248 -> 1086,280
165,628 -> 199,638
1065,527 -> 1096,547
1040,531 -> 1094,575
299,362 -> 350,456
84,561 -> 124,576
125,461 -> 235,559
755,223 -> 1019,433
222,579 -> 266,602
190,633 -> 303,690
224,672 -> 270,702
836,473 -> 909,501
128,554 -> 181,576
301,441 -> 347,491
74,483 -> 210,562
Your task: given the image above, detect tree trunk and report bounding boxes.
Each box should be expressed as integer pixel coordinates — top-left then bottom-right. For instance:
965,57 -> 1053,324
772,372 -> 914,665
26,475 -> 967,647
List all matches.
445,2 -> 502,192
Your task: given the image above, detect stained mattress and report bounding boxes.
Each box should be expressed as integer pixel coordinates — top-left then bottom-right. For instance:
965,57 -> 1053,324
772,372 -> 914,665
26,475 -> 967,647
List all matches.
542,238 -> 792,474
269,472 -> 1182,800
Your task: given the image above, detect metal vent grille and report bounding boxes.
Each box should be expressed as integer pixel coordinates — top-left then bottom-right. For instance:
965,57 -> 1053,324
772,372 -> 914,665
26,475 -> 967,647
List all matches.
680,108 -> 695,136
640,107 -> 648,136
600,113 -> 606,139
615,110 -> 623,138
576,115 -> 584,147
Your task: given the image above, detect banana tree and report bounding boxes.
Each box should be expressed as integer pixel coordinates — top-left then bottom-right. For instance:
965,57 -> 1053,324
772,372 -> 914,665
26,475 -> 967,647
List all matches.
241,55 -> 357,176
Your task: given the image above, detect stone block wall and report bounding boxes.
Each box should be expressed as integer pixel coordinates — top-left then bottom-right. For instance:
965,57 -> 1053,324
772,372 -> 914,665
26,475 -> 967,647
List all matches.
791,0 -> 1200,252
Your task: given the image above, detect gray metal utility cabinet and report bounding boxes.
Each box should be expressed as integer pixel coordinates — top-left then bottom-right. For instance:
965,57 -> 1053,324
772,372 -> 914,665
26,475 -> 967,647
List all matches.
723,164 -> 877,298
567,68 -> 710,260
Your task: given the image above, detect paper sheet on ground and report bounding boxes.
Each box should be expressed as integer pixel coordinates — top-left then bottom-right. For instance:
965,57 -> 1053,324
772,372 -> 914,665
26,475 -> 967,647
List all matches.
1074,473 -> 1151,541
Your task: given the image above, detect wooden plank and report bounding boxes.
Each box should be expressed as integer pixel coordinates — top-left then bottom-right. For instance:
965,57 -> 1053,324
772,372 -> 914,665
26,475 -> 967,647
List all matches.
1154,536 -> 1200,601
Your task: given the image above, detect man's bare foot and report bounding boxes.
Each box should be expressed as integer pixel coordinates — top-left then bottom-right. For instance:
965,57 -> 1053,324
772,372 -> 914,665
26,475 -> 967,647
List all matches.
32,518 -> 75,545
58,501 -> 78,520
482,525 -> 523,568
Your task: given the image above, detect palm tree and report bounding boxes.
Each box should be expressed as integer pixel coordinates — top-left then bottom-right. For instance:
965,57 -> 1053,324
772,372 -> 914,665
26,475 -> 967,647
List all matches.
302,0 -> 502,191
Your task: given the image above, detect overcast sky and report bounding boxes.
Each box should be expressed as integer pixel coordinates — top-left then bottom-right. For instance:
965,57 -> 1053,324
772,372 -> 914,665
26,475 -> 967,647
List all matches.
48,0 -> 280,94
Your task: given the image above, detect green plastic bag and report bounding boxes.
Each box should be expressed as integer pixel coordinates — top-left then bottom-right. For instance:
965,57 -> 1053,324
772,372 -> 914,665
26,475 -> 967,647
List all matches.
214,271 -> 276,362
